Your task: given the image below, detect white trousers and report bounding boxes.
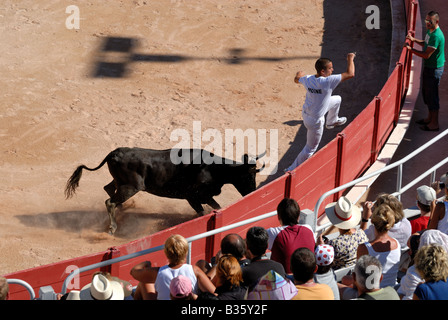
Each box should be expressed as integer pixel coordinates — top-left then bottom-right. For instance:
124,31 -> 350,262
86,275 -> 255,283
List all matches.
287,95 -> 342,170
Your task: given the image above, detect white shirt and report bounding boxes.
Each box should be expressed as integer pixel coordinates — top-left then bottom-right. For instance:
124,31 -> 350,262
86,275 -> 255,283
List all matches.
154,264 -> 198,300
365,239 -> 401,288
364,218 -> 412,249
299,74 -> 342,118
437,201 -> 448,234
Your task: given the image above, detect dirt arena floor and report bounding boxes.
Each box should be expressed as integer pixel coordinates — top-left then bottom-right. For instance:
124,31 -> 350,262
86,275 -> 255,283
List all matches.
0,0 -> 392,275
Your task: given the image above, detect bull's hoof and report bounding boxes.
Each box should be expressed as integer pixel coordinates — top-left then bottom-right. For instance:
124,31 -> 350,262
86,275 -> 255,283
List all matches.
197,211 -> 205,217
108,224 -> 117,235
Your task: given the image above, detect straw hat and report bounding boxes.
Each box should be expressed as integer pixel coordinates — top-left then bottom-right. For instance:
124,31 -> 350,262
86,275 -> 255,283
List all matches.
325,196 -> 361,229
79,274 -> 124,300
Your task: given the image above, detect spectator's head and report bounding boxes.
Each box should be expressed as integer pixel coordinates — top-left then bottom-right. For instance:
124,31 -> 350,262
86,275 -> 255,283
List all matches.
371,203 -> 395,234
276,198 -> 300,226
353,255 -> 383,293
291,247 -> 317,284
221,233 -> 247,260
416,185 -> 436,213
375,193 -> 404,223
215,254 -> 243,288
0,277 -> 9,300
164,234 -> 189,265
314,244 -> 335,274
246,227 -> 269,258
414,244 -> 448,283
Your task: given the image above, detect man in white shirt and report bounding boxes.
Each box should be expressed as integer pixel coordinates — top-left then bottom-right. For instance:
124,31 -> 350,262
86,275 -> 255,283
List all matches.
287,53 -> 356,171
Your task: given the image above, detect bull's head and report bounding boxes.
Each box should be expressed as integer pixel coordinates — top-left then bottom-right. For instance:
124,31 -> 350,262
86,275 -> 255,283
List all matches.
232,151 -> 266,196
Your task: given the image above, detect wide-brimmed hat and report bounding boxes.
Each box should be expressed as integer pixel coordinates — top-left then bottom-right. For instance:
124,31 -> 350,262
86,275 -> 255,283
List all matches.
79,274 -> 124,300
325,196 -> 361,229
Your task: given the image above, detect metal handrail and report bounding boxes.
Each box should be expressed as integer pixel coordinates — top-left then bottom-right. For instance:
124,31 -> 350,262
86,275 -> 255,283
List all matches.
314,128 -> 448,232
61,210 -> 277,294
6,279 -> 36,300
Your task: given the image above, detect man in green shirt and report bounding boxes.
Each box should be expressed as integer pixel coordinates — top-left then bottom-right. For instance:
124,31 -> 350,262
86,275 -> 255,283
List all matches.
406,11 -> 445,131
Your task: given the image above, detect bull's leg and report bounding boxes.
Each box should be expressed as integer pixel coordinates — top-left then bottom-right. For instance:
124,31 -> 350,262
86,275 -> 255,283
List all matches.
105,185 -> 139,234
207,198 -> 221,210
105,198 -> 118,235
186,198 -> 205,216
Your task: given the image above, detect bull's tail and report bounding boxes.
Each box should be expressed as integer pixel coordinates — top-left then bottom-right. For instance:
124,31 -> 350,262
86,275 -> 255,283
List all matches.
64,156 -> 109,199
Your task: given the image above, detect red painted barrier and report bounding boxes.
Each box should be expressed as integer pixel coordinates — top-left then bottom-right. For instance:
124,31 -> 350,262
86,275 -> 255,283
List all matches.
3,0 -> 420,299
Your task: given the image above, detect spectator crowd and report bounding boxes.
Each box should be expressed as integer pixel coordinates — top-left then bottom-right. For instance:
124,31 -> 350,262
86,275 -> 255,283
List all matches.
2,173 -> 447,301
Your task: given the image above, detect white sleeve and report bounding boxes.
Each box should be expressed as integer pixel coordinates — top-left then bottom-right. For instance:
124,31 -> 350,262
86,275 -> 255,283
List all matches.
396,266 -> 423,300
327,74 -> 342,90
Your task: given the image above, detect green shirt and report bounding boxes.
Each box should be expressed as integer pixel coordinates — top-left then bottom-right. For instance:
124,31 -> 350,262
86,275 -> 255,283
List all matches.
424,27 -> 445,68
357,286 -> 400,300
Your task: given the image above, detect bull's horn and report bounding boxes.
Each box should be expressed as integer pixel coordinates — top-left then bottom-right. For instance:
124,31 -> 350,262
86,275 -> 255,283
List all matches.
255,161 -> 266,173
255,150 -> 267,160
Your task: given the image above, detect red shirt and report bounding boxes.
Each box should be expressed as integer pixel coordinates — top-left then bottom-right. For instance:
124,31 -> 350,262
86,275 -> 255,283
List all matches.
410,216 -> 430,234
270,225 -> 315,273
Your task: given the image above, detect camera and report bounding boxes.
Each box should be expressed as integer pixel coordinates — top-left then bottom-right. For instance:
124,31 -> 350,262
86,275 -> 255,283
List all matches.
441,182 -> 446,190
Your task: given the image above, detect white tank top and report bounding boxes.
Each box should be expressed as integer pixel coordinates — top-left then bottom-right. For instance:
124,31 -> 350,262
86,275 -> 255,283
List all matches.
154,264 -> 198,300
364,238 -> 401,288
437,201 -> 448,234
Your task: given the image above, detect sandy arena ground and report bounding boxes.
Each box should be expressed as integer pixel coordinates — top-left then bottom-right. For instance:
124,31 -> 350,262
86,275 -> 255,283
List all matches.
0,0 -> 392,274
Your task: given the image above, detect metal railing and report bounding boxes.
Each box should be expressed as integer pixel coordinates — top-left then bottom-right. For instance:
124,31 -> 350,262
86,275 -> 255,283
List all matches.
7,279 -> 36,300
61,210 -> 278,294
314,128 -> 448,232
60,130 -> 448,295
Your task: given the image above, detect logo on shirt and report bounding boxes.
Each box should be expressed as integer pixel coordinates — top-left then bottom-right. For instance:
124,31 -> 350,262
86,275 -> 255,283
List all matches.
307,88 -> 322,94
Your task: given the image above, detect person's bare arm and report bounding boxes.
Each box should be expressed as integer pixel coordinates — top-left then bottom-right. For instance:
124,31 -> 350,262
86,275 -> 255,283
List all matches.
294,71 -> 306,84
340,52 -> 356,82
194,265 -> 216,294
130,261 -> 159,283
427,202 -> 445,230
406,32 -> 425,46
405,44 -> 436,59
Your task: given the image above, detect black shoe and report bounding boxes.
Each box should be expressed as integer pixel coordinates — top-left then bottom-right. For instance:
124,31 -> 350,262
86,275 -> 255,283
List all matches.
415,118 -> 430,125
420,125 -> 440,132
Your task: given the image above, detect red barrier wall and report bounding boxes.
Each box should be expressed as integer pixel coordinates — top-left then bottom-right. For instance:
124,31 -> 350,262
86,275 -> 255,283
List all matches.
4,0 -> 420,299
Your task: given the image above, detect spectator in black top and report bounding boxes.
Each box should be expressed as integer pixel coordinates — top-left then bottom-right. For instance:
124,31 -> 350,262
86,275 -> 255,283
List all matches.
242,226 -> 287,290
205,233 -> 250,282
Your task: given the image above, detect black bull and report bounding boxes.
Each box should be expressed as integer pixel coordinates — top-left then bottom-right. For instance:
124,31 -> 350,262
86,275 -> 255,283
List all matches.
65,147 -> 265,234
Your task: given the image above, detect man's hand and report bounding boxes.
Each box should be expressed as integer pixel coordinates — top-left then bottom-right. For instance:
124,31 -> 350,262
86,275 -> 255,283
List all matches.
347,52 -> 356,60
294,71 -> 305,83
406,32 -> 416,42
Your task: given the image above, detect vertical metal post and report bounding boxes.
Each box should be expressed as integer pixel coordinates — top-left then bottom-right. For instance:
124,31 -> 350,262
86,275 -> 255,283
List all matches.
396,164 -> 403,201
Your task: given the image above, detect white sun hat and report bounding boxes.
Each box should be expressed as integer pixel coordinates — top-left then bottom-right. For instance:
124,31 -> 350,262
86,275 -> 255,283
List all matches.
325,196 -> 361,230
79,274 -> 124,300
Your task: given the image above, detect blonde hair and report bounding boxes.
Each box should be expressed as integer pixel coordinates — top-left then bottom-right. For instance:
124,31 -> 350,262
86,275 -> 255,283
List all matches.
371,203 -> 395,233
216,254 -> 243,287
375,193 -> 404,223
415,244 -> 448,282
164,234 -> 189,265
